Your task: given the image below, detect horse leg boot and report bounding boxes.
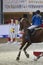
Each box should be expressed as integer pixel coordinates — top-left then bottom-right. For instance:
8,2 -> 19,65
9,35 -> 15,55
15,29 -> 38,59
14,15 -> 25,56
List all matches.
16,42 -> 26,60
23,42 -> 31,58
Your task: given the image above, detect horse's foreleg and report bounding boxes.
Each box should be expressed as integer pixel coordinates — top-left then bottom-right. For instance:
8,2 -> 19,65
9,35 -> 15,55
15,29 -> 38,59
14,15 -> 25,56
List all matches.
16,50 -> 21,60
23,42 -> 31,58
16,41 -> 26,60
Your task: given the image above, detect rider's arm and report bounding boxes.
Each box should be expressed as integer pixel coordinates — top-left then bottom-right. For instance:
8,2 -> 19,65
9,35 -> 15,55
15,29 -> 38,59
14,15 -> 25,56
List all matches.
32,15 -> 35,25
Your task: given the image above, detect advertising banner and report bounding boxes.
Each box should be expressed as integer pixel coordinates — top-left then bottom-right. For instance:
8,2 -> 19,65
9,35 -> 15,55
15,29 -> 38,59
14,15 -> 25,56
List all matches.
0,24 -> 10,38
0,24 -> 20,38
3,0 -> 43,12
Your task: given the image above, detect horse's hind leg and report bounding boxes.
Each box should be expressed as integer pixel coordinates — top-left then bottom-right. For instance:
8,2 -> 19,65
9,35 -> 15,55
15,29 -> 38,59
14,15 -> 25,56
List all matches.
23,42 -> 31,58
16,41 -> 26,60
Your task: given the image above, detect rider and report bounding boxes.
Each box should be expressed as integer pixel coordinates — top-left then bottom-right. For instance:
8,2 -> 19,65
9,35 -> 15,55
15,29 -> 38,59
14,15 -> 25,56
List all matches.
28,10 -> 42,35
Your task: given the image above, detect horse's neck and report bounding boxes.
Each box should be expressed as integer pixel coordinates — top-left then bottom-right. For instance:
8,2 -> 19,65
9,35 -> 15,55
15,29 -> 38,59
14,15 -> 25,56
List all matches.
21,28 -> 27,32
23,24 -> 29,28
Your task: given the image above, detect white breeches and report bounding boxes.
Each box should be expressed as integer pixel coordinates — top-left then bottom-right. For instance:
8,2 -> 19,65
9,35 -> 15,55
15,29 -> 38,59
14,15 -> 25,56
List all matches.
27,25 -> 38,30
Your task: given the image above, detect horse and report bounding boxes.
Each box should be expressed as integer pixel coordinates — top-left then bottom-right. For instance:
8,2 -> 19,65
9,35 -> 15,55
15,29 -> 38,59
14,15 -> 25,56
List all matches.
16,18 -> 43,60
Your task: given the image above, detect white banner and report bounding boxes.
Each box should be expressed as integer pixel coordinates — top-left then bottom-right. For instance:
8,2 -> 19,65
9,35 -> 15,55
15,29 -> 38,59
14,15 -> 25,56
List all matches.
3,0 -> 43,12
0,24 -> 10,35
0,24 -> 20,38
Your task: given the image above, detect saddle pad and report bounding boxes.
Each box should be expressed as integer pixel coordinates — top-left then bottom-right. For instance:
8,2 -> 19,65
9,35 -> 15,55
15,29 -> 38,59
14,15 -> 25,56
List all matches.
35,27 -> 43,30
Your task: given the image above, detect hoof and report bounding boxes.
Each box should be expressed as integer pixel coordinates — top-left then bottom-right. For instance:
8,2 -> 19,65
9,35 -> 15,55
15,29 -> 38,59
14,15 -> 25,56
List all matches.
16,57 -> 20,60
24,50 -> 29,58
26,54 -> 29,58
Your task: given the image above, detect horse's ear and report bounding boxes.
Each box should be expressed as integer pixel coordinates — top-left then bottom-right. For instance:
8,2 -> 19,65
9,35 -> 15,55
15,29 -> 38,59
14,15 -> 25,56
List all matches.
19,22 -> 23,30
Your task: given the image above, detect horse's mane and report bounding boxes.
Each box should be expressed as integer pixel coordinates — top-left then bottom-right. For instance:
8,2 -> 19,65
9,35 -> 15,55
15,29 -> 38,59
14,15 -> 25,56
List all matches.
20,18 -> 31,30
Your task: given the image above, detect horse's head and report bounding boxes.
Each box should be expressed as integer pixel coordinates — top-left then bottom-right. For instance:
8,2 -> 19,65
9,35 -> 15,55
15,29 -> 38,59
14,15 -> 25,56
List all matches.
20,18 -> 31,30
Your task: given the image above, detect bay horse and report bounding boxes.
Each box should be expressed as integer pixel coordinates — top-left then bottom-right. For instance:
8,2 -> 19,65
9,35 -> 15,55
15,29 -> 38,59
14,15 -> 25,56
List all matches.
16,18 -> 43,60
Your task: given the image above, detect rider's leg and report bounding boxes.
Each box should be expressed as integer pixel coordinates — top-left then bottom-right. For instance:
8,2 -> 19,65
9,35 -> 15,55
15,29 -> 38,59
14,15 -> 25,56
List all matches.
27,25 -> 38,30
27,25 -> 38,36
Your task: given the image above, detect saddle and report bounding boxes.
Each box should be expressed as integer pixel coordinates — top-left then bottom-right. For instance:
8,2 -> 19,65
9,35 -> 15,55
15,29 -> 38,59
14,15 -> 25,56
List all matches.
31,27 -> 43,36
